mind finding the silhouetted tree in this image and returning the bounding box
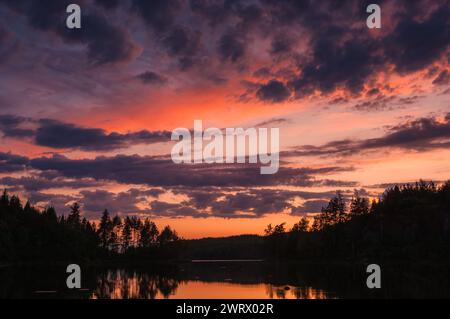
[140,219,159,248]
[158,226,179,246]
[67,202,81,226]
[98,209,112,249]
[292,217,309,232]
[109,215,122,252]
[350,190,369,216]
[122,217,132,250]
[320,191,347,227]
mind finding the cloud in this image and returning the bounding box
[289,36,381,96]
[26,191,76,216]
[0,116,172,151]
[384,4,450,74]
[256,80,291,103]
[433,70,450,86]
[1,0,448,105]
[132,0,181,32]
[287,113,450,157]
[270,34,293,55]
[180,188,337,218]
[0,115,34,138]
[0,152,29,173]
[353,95,423,111]
[218,29,246,63]
[22,184,340,219]
[254,118,290,127]
[291,199,330,215]
[162,26,202,69]
[135,71,168,85]
[1,0,140,65]
[94,0,120,10]
[28,153,356,188]
[0,173,103,192]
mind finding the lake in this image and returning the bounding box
[0,261,449,299]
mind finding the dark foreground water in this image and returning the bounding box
[1,261,449,299]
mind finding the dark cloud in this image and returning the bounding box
[287,113,450,156]
[181,188,336,218]
[65,14,140,66]
[253,67,272,78]
[235,3,263,29]
[0,23,20,64]
[384,4,450,74]
[27,153,355,188]
[35,120,171,150]
[218,29,246,62]
[291,199,330,215]
[256,80,291,103]
[0,115,34,138]
[432,70,450,86]
[257,1,449,101]
[132,0,181,32]
[0,116,171,151]
[22,185,336,219]
[270,34,293,55]
[79,189,143,216]
[136,71,168,85]
[26,191,76,216]
[353,95,396,111]
[24,187,165,219]
[289,37,381,96]
[366,88,380,97]
[1,0,448,102]
[0,175,102,192]
[150,200,207,218]
[94,0,120,10]
[162,26,202,69]
[1,0,140,65]
[352,94,423,111]
[0,152,29,173]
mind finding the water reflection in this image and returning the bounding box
[89,269,333,299]
[92,270,181,299]
[1,261,449,299]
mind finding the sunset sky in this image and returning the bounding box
[0,0,449,238]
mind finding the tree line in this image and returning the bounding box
[1,180,449,263]
[0,191,180,263]
[264,181,450,261]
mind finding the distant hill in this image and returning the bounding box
[180,235,265,260]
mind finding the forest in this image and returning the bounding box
[0,191,181,262]
[0,180,449,263]
[263,181,450,261]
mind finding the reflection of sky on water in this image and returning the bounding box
[89,269,334,299]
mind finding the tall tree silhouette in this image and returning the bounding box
[122,216,132,250]
[98,209,112,249]
[67,202,81,226]
[140,219,159,248]
[350,190,370,216]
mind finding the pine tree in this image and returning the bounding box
[122,216,132,250]
[292,217,309,232]
[139,219,159,247]
[98,209,112,249]
[67,202,81,226]
[350,190,370,216]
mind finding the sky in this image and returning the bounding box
[0,0,449,238]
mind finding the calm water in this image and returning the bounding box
[0,261,449,299]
